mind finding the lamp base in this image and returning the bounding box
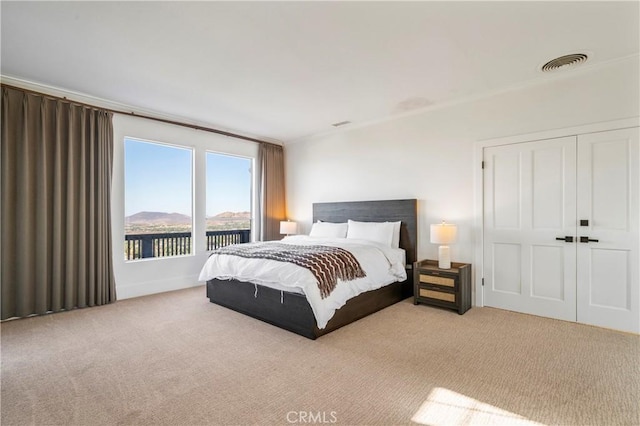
[438,245,451,269]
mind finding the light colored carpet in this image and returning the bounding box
[1,286,638,426]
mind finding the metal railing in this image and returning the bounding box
[124,229,251,260]
[206,229,251,251]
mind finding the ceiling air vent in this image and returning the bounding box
[332,120,351,127]
[541,53,589,72]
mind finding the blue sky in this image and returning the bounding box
[206,151,252,217]
[124,138,251,217]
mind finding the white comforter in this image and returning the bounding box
[198,235,407,329]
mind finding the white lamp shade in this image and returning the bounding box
[280,221,298,235]
[430,223,457,244]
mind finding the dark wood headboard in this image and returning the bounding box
[312,199,418,265]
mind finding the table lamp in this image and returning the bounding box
[280,220,298,236]
[430,221,457,269]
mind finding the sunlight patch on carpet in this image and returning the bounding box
[412,387,545,426]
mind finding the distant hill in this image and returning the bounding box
[125,211,250,225]
[206,211,250,230]
[125,211,191,226]
[210,211,250,219]
[124,211,251,233]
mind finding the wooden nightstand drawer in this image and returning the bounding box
[419,288,456,303]
[419,274,455,288]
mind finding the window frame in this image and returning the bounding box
[205,150,255,251]
[123,136,196,262]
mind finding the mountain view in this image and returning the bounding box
[125,211,251,234]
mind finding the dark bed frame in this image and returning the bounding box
[206,199,417,339]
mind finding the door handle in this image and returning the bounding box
[555,236,574,242]
[580,236,599,243]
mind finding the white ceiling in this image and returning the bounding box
[1,1,638,143]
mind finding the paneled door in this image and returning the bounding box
[483,128,639,333]
[576,128,639,333]
[483,136,578,322]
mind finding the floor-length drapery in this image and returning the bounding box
[256,143,286,241]
[1,86,116,320]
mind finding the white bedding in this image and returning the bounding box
[198,235,407,329]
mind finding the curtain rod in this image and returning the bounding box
[1,83,281,147]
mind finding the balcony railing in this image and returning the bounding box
[124,229,251,261]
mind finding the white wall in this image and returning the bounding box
[284,58,640,268]
[112,115,259,299]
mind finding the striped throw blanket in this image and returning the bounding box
[214,242,366,298]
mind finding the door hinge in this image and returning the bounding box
[481,161,485,169]
[481,278,485,286]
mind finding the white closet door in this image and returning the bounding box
[576,127,639,333]
[483,137,577,321]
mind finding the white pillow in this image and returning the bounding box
[309,221,348,238]
[346,220,395,247]
[389,221,401,249]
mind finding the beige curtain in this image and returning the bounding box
[257,143,286,241]
[1,86,116,320]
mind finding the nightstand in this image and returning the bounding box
[413,259,471,314]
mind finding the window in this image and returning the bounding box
[124,138,193,260]
[206,152,252,250]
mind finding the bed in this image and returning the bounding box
[201,199,417,339]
